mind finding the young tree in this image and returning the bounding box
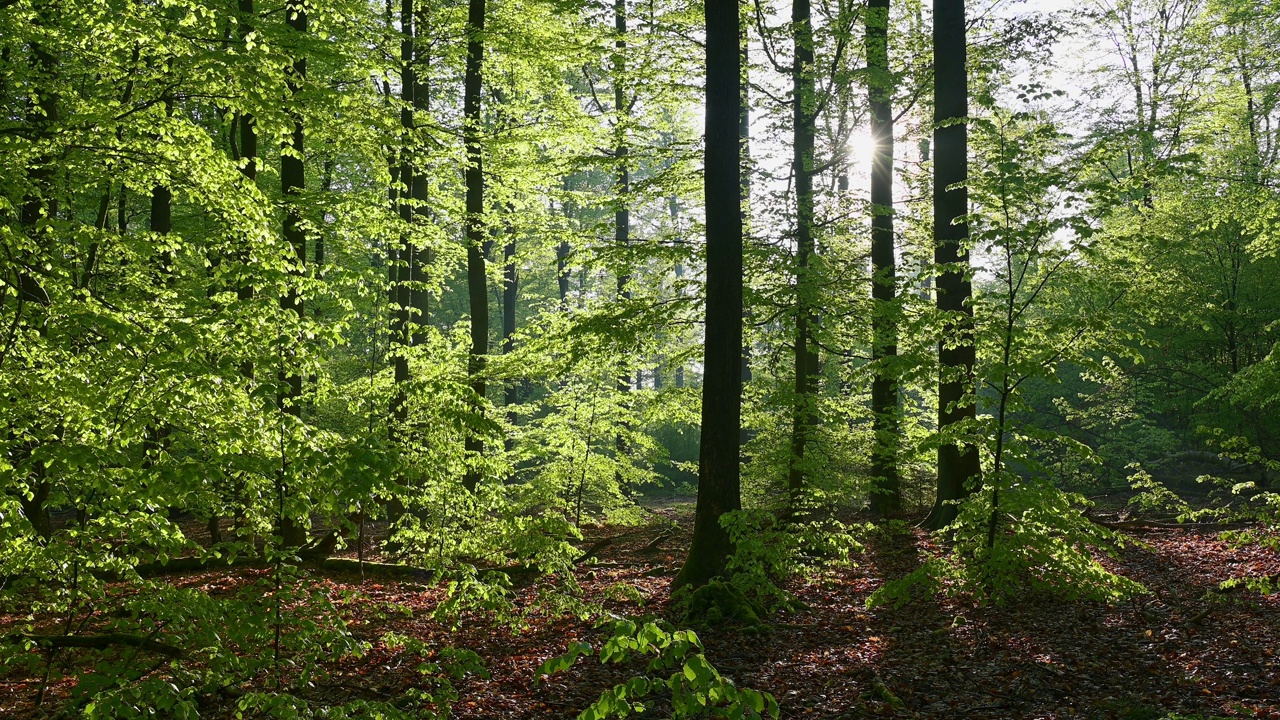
[674,0,743,590]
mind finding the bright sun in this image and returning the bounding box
[843,128,879,178]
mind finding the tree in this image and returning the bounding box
[784,0,820,516]
[674,0,743,590]
[277,0,309,548]
[867,0,901,515]
[923,0,980,529]
[464,0,489,492]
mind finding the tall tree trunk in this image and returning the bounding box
[390,0,414,434]
[867,0,900,515]
[787,0,819,513]
[237,0,257,382]
[308,158,332,418]
[924,0,980,530]
[673,0,742,591]
[462,0,488,492]
[614,0,631,479]
[739,22,755,458]
[11,25,58,541]
[410,40,431,347]
[277,0,308,548]
[503,230,517,446]
[669,194,684,388]
[151,188,172,258]
[558,178,573,308]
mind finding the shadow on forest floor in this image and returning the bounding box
[2,501,1277,719]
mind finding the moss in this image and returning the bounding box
[681,580,766,629]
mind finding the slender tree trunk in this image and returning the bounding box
[673,0,742,590]
[237,0,257,382]
[867,0,900,515]
[614,0,632,480]
[117,186,128,236]
[739,22,755,458]
[787,0,819,513]
[16,34,60,540]
[503,229,517,449]
[558,178,573,308]
[390,0,414,435]
[410,41,431,346]
[462,0,488,492]
[924,0,980,529]
[669,194,684,388]
[307,158,332,416]
[277,0,308,548]
[151,188,172,259]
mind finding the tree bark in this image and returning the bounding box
[787,0,819,513]
[614,0,632,480]
[390,0,415,435]
[237,0,257,382]
[11,634,182,659]
[558,178,573,308]
[13,30,59,541]
[410,40,431,346]
[463,0,488,492]
[673,0,742,590]
[503,229,517,445]
[867,0,900,515]
[277,0,309,548]
[739,22,756,459]
[924,0,980,530]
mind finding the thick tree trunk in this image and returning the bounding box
[924,0,980,530]
[673,0,742,590]
[867,0,900,515]
[787,0,819,513]
[462,0,488,492]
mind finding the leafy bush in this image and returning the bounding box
[870,479,1146,606]
[537,619,779,719]
[718,509,862,613]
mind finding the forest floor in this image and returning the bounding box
[3,497,1279,719]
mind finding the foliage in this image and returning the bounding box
[537,619,779,719]
[1,0,1279,712]
[870,479,1147,607]
[717,509,862,613]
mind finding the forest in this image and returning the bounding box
[2,0,1279,716]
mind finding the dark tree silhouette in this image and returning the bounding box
[463,0,488,492]
[867,0,901,515]
[924,0,980,529]
[673,0,743,590]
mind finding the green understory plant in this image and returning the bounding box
[870,478,1147,606]
[537,619,779,719]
